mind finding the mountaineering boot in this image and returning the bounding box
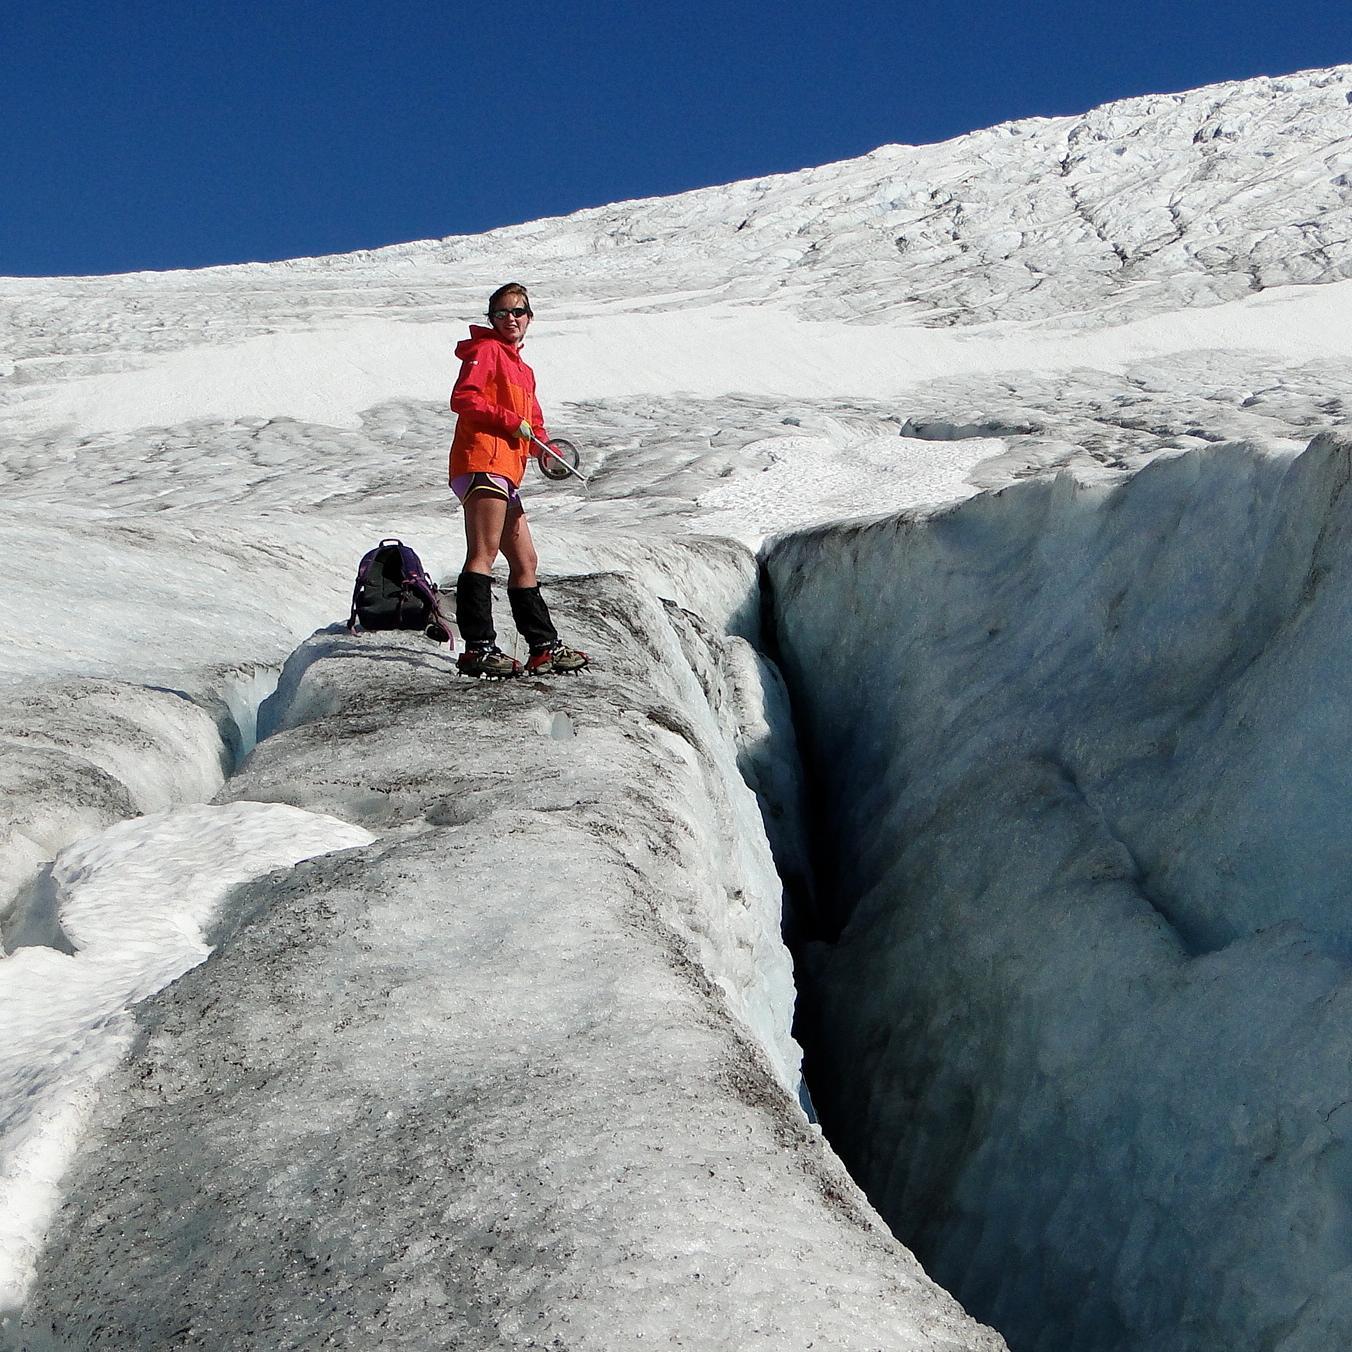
[457,644,522,679]
[525,641,589,675]
[456,570,496,647]
[507,585,558,651]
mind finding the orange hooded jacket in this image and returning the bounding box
[448,325,549,486]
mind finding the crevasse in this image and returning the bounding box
[767,432,1352,1352]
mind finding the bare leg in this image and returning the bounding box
[500,499,540,588]
[462,491,509,574]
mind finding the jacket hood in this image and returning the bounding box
[455,324,523,361]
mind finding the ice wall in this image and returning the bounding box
[767,432,1352,1352]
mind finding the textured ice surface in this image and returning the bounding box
[0,802,373,1313]
[767,432,1352,1351]
[20,568,1002,1351]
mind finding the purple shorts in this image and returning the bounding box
[451,472,522,507]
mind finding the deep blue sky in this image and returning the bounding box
[4,0,1351,277]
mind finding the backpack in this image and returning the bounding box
[347,539,453,645]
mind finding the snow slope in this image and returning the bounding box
[4,61,1352,1352]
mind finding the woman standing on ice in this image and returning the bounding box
[448,282,589,678]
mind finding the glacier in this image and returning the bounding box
[3,60,1352,1351]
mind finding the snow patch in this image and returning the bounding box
[12,282,1352,442]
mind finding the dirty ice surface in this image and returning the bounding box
[2,60,1352,1350]
[0,804,373,1310]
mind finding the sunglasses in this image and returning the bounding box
[489,306,531,320]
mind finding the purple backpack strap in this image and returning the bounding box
[402,571,456,648]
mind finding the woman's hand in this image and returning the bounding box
[517,420,534,442]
